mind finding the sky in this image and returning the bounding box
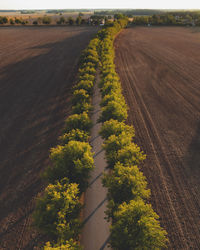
[0,0,200,10]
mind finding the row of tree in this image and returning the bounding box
[132,12,200,26]
[0,15,87,25]
[32,35,100,249]
[98,18,169,249]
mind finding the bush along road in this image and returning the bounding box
[32,36,100,249]
[32,18,168,249]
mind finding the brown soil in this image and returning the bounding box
[114,27,200,249]
[0,26,98,249]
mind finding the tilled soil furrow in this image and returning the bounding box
[115,27,200,249]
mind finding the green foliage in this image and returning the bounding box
[76,16,82,25]
[67,17,75,25]
[59,129,89,144]
[42,16,52,24]
[100,119,134,140]
[78,73,95,82]
[99,73,119,88]
[98,100,128,123]
[100,90,125,107]
[116,143,146,166]
[33,178,82,241]
[44,141,94,192]
[80,62,96,69]
[10,18,14,25]
[103,132,132,168]
[72,102,92,114]
[0,16,8,24]
[44,239,82,249]
[102,163,150,218]
[100,81,121,97]
[79,66,96,76]
[74,80,93,95]
[110,199,168,249]
[64,112,92,133]
[72,89,90,105]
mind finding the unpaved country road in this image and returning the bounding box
[115,27,200,249]
[81,75,110,250]
[0,26,98,249]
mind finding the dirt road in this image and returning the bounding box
[81,75,110,250]
[0,26,97,249]
[115,27,200,249]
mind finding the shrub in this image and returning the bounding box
[80,62,96,69]
[102,163,150,218]
[78,73,95,82]
[59,129,89,144]
[100,91,125,107]
[10,18,14,25]
[101,81,121,97]
[72,89,90,105]
[33,178,82,241]
[44,240,82,250]
[116,143,146,166]
[74,80,93,95]
[98,100,128,123]
[103,132,132,168]
[64,112,92,133]
[44,141,94,192]
[79,67,96,76]
[67,17,75,25]
[110,199,168,249]
[0,16,8,24]
[99,73,119,88]
[42,16,52,24]
[100,119,134,140]
[72,102,92,114]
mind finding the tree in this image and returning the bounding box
[15,18,21,24]
[68,17,75,25]
[10,18,14,25]
[116,143,146,166]
[74,80,93,95]
[44,239,82,249]
[110,199,168,249]
[102,163,150,218]
[64,112,92,133]
[42,16,52,24]
[103,132,132,168]
[76,16,82,25]
[44,141,94,192]
[100,119,134,140]
[72,89,90,105]
[98,99,128,123]
[33,178,82,241]
[59,129,89,144]
[0,16,8,24]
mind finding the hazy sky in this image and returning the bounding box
[1,0,200,10]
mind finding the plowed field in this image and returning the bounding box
[0,26,97,249]
[115,27,200,249]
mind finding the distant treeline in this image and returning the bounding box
[46,9,92,14]
[132,11,200,26]
[94,9,165,16]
